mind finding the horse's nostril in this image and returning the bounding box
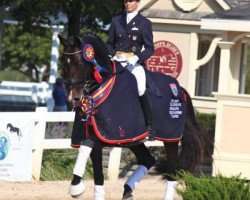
[74,97,80,101]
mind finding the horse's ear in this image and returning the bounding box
[58,34,67,47]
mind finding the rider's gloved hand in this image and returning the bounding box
[112,54,127,62]
[127,55,139,66]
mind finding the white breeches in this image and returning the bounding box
[112,55,146,96]
[128,63,146,96]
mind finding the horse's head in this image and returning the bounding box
[58,33,113,103]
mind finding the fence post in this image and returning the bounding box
[107,147,122,181]
[32,107,47,180]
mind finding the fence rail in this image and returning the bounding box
[1,107,163,181]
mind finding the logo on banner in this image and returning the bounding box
[7,123,22,140]
[0,132,10,160]
[146,40,182,78]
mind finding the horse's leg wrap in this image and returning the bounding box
[69,144,92,198]
[164,181,177,200]
[73,144,92,177]
[94,185,105,200]
[125,165,148,191]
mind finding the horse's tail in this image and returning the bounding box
[155,87,213,179]
[178,87,209,172]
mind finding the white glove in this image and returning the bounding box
[112,54,127,62]
[127,55,139,66]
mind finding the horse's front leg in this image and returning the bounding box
[90,143,105,200]
[69,107,94,198]
[122,143,155,200]
[69,139,93,198]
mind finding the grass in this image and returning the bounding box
[41,149,93,181]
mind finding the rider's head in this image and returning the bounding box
[124,0,140,13]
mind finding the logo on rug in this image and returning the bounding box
[170,83,178,97]
[118,126,125,137]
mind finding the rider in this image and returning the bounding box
[106,0,156,199]
[106,0,156,141]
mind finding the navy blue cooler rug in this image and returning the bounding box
[71,65,186,147]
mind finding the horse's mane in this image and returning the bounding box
[80,33,112,72]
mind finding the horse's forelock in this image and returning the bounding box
[67,35,81,49]
[81,34,112,72]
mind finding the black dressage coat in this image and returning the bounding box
[106,12,154,63]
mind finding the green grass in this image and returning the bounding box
[0,69,29,81]
[176,171,250,200]
[41,149,93,181]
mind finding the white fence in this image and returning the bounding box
[0,81,50,105]
[1,107,163,181]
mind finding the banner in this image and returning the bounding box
[0,116,34,181]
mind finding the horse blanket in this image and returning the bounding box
[71,64,186,147]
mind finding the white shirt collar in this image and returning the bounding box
[126,10,138,24]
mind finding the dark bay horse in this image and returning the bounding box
[58,33,210,200]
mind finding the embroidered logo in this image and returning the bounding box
[170,83,178,97]
[131,27,138,31]
[118,126,125,137]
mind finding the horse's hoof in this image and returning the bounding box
[122,194,134,200]
[69,181,86,198]
[122,197,134,200]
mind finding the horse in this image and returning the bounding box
[58,33,210,200]
[7,123,22,140]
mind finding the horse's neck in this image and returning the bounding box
[104,60,113,73]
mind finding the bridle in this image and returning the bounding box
[61,35,115,114]
[62,50,82,55]
[62,47,88,85]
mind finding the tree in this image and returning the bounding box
[2,24,51,82]
[1,0,123,36]
[0,1,122,81]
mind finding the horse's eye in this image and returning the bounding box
[67,58,71,64]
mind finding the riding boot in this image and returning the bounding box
[139,93,156,141]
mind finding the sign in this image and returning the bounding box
[0,117,34,181]
[146,40,183,78]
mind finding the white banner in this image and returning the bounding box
[0,116,34,181]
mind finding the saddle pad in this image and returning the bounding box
[92,68,148,144]
[148,72,186,142]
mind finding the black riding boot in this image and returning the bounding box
[139,93,156,141]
